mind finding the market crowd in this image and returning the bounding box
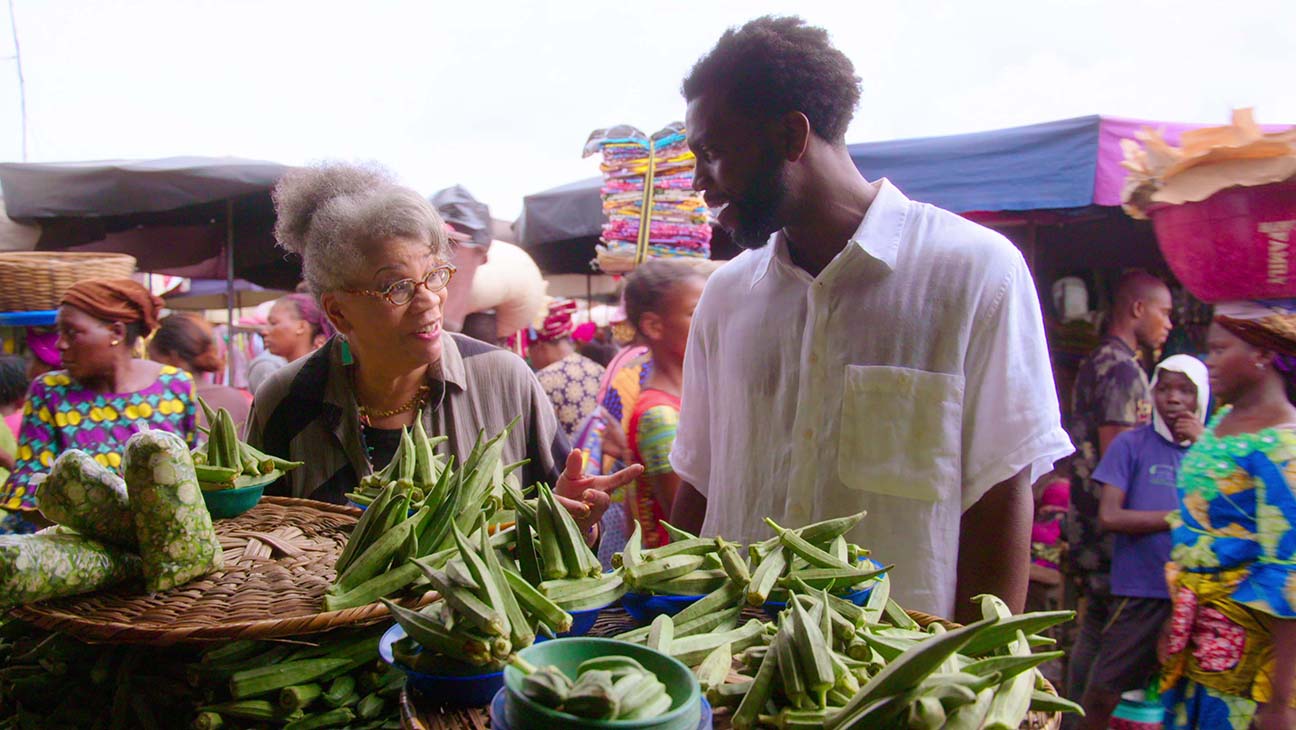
[0,15,1291,730]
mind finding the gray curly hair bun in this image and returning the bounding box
[272,162,450,295]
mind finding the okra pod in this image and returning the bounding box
[731,638,779,730]
[416,567,507,636]
[283,707,356,730]
[501,567,573,633]
[626,554,705,589]
[479,523,534,650]
[747,545,787,606]
[278,683,323,711]
[642,537,718,562]
[333,505,430,593]
[648,569,729,596]
[323,561,422,612]
[823,616,998,730]
[671,579,745,626]
[767,518,856,570]
[659,521,699,542]
[647,614,674,654]
[694,641,732,691]
[228,659,352,700]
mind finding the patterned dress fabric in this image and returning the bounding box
[536,352,605,439]
[0,367,196,514]
[628,389,681,549]
[1161,410,1296,728]
[1067,335,1152,593]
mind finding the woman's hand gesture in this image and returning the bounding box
[554,450,643,542]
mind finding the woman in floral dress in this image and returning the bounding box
[1162,301,1296,730]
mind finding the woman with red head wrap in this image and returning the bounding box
[0,279,197,534]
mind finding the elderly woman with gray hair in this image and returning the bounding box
[247,163,640,540]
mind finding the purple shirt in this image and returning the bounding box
[1091,424,1184,599]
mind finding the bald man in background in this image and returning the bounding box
[1063,271,1173,721]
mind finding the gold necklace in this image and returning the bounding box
[357,384,430,427]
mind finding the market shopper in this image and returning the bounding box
[247,162,641,539]
[1075,355,1208,729]
[264,293,333,363]
[623,260,706,548]
[1065,271,1172,712]
[530,299,605,439]
[148,313,253,433]
[668,16,1073,622]
[1160,303,1296,730]
[0,278,197,532]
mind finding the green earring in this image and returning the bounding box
[340,338,354,366]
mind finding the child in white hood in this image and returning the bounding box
[1077,354,1209,729]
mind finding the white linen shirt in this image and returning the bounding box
[669,179,1074,617]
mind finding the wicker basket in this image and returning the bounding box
[11,497,436,645]
[0,251,137,312]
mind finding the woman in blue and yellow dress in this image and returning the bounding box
[1162,301,1296,730]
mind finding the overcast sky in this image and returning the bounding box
[2,0,1293,219]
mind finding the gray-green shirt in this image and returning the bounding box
[247,334,567,503]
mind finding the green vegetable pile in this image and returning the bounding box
[607,514,1083,730]
[505,481,626,611]
[510,654,674,721]
[380,521,567,674]
[613,512,887,600]
[322,420,524,612]
[192,400,302,491]
[0,619,402,730]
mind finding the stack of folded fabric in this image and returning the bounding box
[583,122,712,273]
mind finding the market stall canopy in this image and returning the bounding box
[515,114,1294,273]
[163,278,289,311]
[0,157,301,289]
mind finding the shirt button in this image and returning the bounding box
[808,353,818,365]
[803,429,813,440]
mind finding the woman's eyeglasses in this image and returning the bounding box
[345,264,457,306]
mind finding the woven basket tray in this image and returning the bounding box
[11,497,434,645]
[0,252,138,312]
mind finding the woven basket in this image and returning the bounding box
[11,497,436,645]
[0,251,137,312]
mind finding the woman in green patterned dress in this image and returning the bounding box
[1162,301,1296,730]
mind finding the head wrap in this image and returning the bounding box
[279,293,335,340]
[1213,300,1296,357]
[1151,355,1210,446]
[533,300,578,344]
[25,328,60,367]
[60,278,163,335]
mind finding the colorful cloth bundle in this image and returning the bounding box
[583,123,712,274]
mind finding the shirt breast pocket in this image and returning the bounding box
[837,365,965,503]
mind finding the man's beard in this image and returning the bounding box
[722,157,789,250]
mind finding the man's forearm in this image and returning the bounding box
[670,481,707,535]
[1099,508,1172,535]
[955,468,1032,625]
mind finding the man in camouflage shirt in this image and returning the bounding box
[1064,271,1172,716]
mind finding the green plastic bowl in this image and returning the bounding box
[201,471,277,519]
[503,637,701,730]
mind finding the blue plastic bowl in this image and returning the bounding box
[761,557,887,620]
[379,624,504,707]
[621,591,705,623]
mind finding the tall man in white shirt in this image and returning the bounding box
[668,16,1074,623]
